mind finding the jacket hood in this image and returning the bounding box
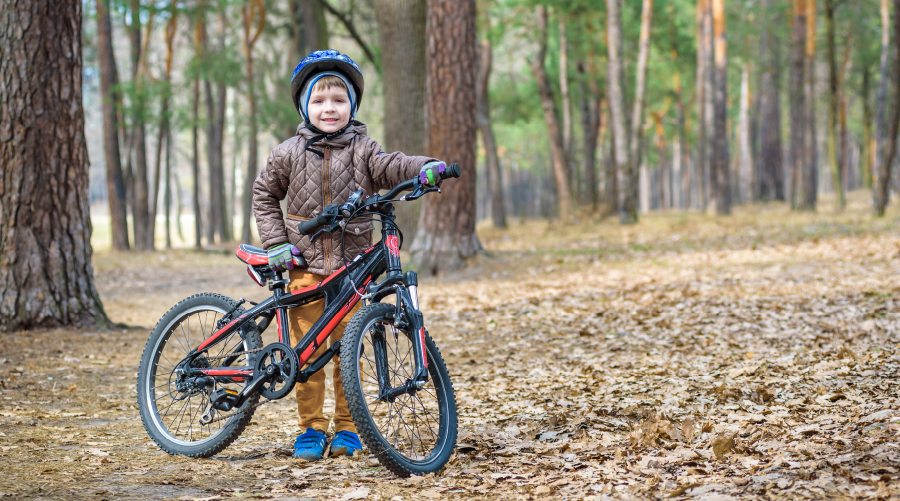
[296,121,368,149]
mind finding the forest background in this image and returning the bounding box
[82,0,900,257]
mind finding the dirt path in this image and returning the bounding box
[2,199,899,500]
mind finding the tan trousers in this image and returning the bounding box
[287,269,361,434]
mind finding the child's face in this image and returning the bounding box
[308,85,352,133]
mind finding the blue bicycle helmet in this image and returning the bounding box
[291,50,364,121]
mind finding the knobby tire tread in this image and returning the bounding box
[340,302,458,477]
[137,293,262,458]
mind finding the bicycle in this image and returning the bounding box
[136,164,462,477]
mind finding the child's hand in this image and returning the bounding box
[419,161,446,186]
[267,243,301,272]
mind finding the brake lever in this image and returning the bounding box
[309,220,343,244]
[402,181,441,202]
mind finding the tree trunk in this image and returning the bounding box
[874,0,894,214]
[824,0,843,209]
[606,0,629,222]
[200,10,227,244]
[577,61,602,213]
[674,73,689,209]
[96,0,130,251]
[192,78,202,248]
[875,0,900,215]
[409,0,480,274]
[241,0,264,244]
[302,0,329,53]
[129,0,152,250]
[150,11,176,246]
[476,38,507,229]
[375,0,427,241]
[625,0,653,223]
[529,5,572,221]
[559,17,574,190]
[165,119,173,249]
[738,65,752,204]
[862,66,873,189]
[759,5,785,201]
[803,0,818,210]
[696,0,709,210]
[0,0,109,330]
[702,0,715,209]
[790,0,809,210]
[711,0,730,214]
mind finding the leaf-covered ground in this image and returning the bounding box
[1,193,899,500]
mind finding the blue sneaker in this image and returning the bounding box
[330,430,362,457]
[293,428,326,460]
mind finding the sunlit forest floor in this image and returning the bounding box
[2,189,899,500]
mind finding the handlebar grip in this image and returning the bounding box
[441,163,461,180]
[298,214,329,235]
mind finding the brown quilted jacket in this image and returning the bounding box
[253,122,436,275]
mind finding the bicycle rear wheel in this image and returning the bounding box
[137,293,261,457]
[341,302,458,477]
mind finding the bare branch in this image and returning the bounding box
[316,0,381,74]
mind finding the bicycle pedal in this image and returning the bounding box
[211,388,240,412]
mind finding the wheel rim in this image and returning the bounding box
[145,305,252,447]
[355,317,449,463]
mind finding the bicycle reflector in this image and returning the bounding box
[247,265,265,287]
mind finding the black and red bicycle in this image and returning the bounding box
[136,164,461,477]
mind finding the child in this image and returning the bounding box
[252,50,445,461]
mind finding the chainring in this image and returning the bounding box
[254,342,300,400]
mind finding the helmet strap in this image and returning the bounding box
[304,120,361,158]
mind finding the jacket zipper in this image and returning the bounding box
[324,146,331,274]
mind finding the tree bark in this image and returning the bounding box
[528,5,572,221]
[129,0,152,250]
[150,10,176,246]
[559,17,574,190]
[874,0,894,214]
[96,0,130,250]
[476,39,507,229]
[759,4,785,201]
[241,0,264,244]
[0,0,109,330]
[875,0,900,215]
[862,65,873,189]
[738,65,752,204]
[410,0,481,275]
[702,0,715,209]
[803,0,818,210]
[790,0,809,210]
[375,0,427,240]
[577,61,602,213]
[711,0,730,214]
[606,0,629,222]
[696,0,710,210]
[824,0,843,210]
[625,0,653,223]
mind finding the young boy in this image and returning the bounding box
[252,50,445,461]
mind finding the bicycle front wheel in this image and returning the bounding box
[341,302,458,477]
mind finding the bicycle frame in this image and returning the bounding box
[178,207,429,408]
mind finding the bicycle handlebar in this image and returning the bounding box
[297,163,462,237]
[298,214,331,235]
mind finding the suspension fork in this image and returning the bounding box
[373,275,430,402]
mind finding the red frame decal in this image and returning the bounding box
[197,314,247,351]
[386,235,400,257]
[419,328,428,368]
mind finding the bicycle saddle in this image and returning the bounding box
[235,244,308,268]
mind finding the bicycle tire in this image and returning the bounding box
[137,293,262,457]
[340,302,458,477]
